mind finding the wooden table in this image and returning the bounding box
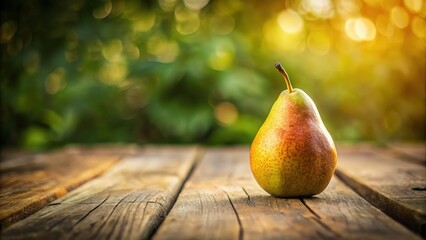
[0,143,425,239]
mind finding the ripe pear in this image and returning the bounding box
[250,62,337,197]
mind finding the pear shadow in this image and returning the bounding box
[268,195,321,200]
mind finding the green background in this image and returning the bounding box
[1,0,425,150]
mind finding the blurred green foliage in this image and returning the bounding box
[1,0,425,149]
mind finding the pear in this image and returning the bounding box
[250,62,337,197]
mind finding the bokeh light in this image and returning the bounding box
[45,68,66,95]
[411,16,426,38]
[0,0,424,149]
[345,17,377,41]
[391,6,409,29]
[92,1,112,19]
[215,102,238,126]
[299,0,334,19]
[183,0,209,11]
[404,0,423,12]
[277,9,305,34]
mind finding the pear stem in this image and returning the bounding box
[274,62,293,93]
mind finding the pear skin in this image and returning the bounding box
[250,63,337,197]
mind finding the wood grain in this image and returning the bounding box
[336,146,426,237]
[0,149,121,229]
[1,146,200,240]
[154,147,418,239]
[388,143,426,166]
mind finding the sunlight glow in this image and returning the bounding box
[404,0,423,12]
[264,19,305,53]
[345,17,376,41]
[336,0,362,16]
[277,9,304,34]
[307,31,331,55]
[391,7,410,29]
[299,0,334,19]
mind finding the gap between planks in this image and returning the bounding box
[1,146,204,240]
[153,147,419,240]
[2,144,424,239]
[0,145,137,229]
[146,146,206,239]
[335,145,426,237]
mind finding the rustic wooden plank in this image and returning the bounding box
[336,142,426,166]
[0,147,124,229]
[303,177,420,239]
[154,147,418,239]
[388,143,426,166]
[61,144,141,156]
[0,149,34,161]
[1,146,200,240]
[335,146,426,237]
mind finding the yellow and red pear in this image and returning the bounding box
[250,62,337,197]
